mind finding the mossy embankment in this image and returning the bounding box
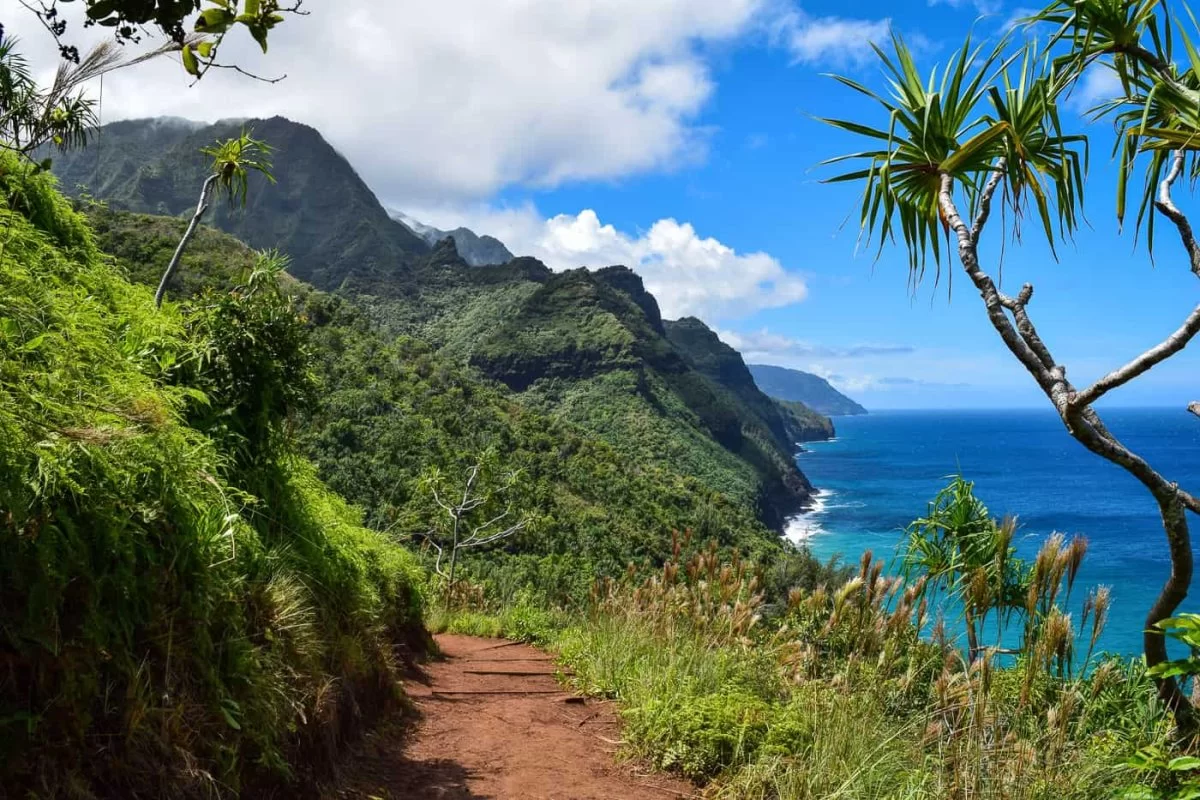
[0,158,427,797]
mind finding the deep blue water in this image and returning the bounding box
[787,408,1200,657]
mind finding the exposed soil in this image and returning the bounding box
[328,634,696,800]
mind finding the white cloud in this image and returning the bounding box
[1,1,896,206]
[1068,64,1122,112]
[769,9,892,66]
[928,0,1003,14]
[713,326,994,397]
[409,203,808,320]
[716,327,914,359]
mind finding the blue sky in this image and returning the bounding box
[4,0,1197,410]
[475,1,1199,410]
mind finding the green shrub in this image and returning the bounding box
[0,159,427,796]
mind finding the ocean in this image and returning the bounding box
[786,408,1200,658]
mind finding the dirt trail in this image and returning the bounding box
[330,634,695,799]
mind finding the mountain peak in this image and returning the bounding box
[46,116,429,290]
[390,210,515,267]
[592,265,664,334]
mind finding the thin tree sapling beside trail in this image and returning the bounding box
[416,455,529,593]
[824,0,1200,728]
[155,131,274,308]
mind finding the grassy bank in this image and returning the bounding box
[432,535,1179,800]
[0,158,427,796]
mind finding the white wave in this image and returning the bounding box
[785,489,833,544]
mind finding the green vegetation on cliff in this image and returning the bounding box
[748,363,868,416]
[0,161,424,796]
[53,118,817,531]
[774,397,836,442]
[85,205,793,598]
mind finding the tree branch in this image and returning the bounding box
[461,520,527,550]
[155,172,218,308]
[971,163,1006,245]
[937,172,1068,407]
[1072,303,1200,407]
[1070,150,1200,407]
[998,284,1060,373]
[1152,150,1200,278]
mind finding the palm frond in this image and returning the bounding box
[823,32,1086,282]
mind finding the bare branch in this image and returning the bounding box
[461,521,527,550]
[937,172,1067,406]
[429,485,455,516]
[1153,150,1200,278]
[1072,304,1200,407]
[1068,151,1200,407]
[465,509,511,542]
[196,62,287,85]
[414,532,447,578]
[998,284,1059,373]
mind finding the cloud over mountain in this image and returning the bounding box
[414,204,808,320]
[2,0,893,206]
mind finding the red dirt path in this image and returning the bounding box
[328,634,696,799]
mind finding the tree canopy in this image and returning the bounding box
[17,0,302,79]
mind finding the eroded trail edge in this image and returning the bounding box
[330,634,694,799]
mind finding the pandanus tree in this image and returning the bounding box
[899,476,1030,662]
[154,131,274,308]
[824,0,1200,728]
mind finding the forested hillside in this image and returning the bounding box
[0,159,425,796]
[87,205,791,590]
[52,116,826,531]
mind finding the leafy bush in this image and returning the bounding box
[0,157,426,796]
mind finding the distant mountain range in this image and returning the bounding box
[390,210,514,266]
[748,364,868,416]
[46,115,864,529]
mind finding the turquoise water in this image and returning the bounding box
[787,408,1200,657]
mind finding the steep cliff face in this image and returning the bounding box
[461,269,814,527]
[748,363,868,416]
[665,317,795,449]
[48,117,429,289]
[50,115,819,531]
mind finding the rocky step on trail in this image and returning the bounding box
[329,634,695,799]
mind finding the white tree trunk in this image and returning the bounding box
[155,173,219,309]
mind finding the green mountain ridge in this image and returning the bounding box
[85,204,791,579]
[49,115,824,530]
[47,116,430,289]
[748,363,868,416]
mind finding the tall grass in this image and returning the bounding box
[550,541,1170,798]
[0,156,427,797]
[440,520,1176,799]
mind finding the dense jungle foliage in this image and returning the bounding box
[86,204,815,603]
[0,158,426,797]
[51,117,827,531]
